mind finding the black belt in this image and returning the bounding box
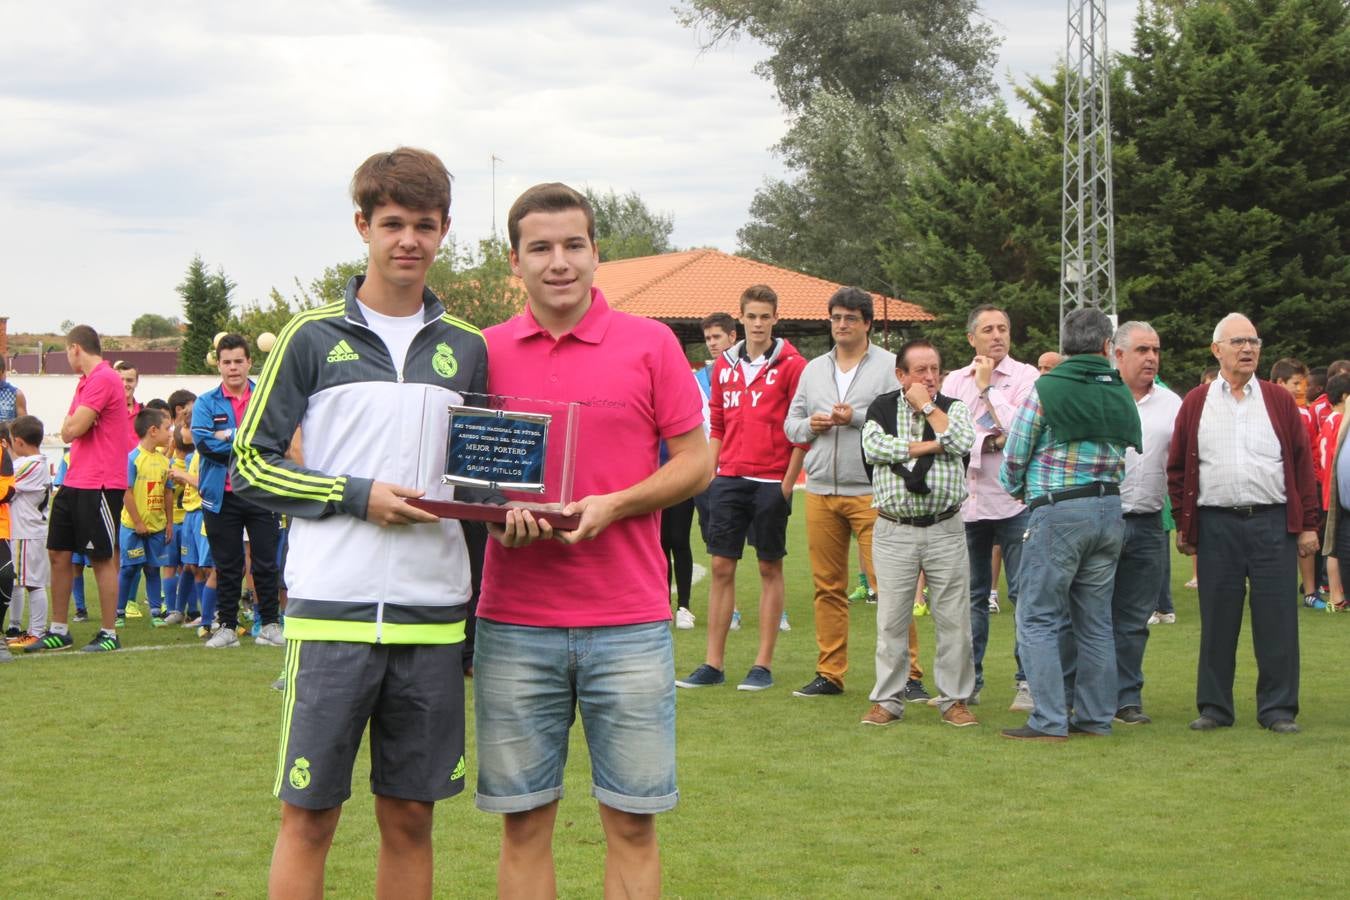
[1026,482,1120,511]
[1122,510,1161,520]
[1201,503,1282,518]
[877,505,961,528]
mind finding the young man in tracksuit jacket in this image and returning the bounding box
[679,283,807,692]
[192,334,282,647]
[783,286,926,699]
[233,148,488,898]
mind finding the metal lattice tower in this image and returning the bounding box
[1060,0,1117,344]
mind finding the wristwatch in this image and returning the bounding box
[920,401,936,416]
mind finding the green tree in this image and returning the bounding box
[228,289,311,362]
[880,93,1064,367]
[1115,0,1350,378]
[680,0,999,288]
[130,313,181,339]
[427,237,526,329]
[678,0,997,114]
[291,238,525,336]
[583,188,675,261]
[177,256,234,374]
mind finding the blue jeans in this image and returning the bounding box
[1156,532,1175,614]
[1111,513,1167,709]
[473,619,678,815]
[1015,495,1124,735]
[966,510,1029,691]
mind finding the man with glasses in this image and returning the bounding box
[1167,313,1318,734]
[784,287,927,700]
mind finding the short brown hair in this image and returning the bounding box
[9,415,43,447]
[66,325,100,355]
[350,147,452,225]
[507,183,595,251]
[701,312,736,335]
[1270,358,1308,383]
[739,284,778,314]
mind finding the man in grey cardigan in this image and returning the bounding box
[785,287,925,699]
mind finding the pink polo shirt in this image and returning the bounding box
[479,289,704,628]
[941,354,1039,522]
[223,382,251,493]
[65,361,133,490]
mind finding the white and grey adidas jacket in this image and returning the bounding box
[232,277,487,644]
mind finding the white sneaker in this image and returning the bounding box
[675,607,696,630]
[729,610,742,631]
[1156,612,1176,624]
[988,591,1001,614]
[1147,611,1162,626]
[163,611,185,625]
[204,627,240,649]
[255,622,285,647]
[779,612,791,632]
[1009,680,1034,712]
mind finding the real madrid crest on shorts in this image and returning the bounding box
[433,342,458,379]
[289,756,312,790]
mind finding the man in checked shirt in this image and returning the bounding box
[999,309,1141,742]
[858,339,979,728]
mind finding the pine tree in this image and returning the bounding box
[177,255,233,374]
[1117,0,1350,378]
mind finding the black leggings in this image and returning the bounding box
[661,497,695,609]
[0,540,12,626]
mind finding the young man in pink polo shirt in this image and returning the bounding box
[475,183,709,896]
[29,325,133,653]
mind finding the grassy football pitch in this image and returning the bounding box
[8,513,1350,897]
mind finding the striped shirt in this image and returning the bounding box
[862,397,975,517]
[1197,378,1285,506]
[999,386,1128,502]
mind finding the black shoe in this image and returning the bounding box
[903,679,931,703]
[1189,715,1225,731]
[1068,723,1107,737]
[73,611,89,623]
[25,631,74,653]
[81,631,122,653]
[792,675,843,697]
[1000,725,1067,743]
[4,627,21,640]
[1266,719,1300,734]
[1113,706,1152,725]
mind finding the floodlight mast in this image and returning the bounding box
[1060,0,1118,348]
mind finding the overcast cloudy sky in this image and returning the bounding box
[1,0,1137,334]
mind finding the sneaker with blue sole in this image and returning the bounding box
[676,664,726,688]
[738,665,774,691]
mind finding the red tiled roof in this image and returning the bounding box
[592,249,932,323]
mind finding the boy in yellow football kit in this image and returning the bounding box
[116,408,174,628]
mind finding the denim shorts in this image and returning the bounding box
[473,618,678,815]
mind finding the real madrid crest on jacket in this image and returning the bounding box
[231,275,488,644]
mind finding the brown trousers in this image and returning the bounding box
[806,492,922,687]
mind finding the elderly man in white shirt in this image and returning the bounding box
[1105,322,1181,725]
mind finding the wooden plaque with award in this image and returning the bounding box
[407,393,582,531]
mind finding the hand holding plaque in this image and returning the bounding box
[407,394,582,531]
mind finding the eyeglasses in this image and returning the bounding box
[1222,337,1263,349]
[829,314,864,325]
